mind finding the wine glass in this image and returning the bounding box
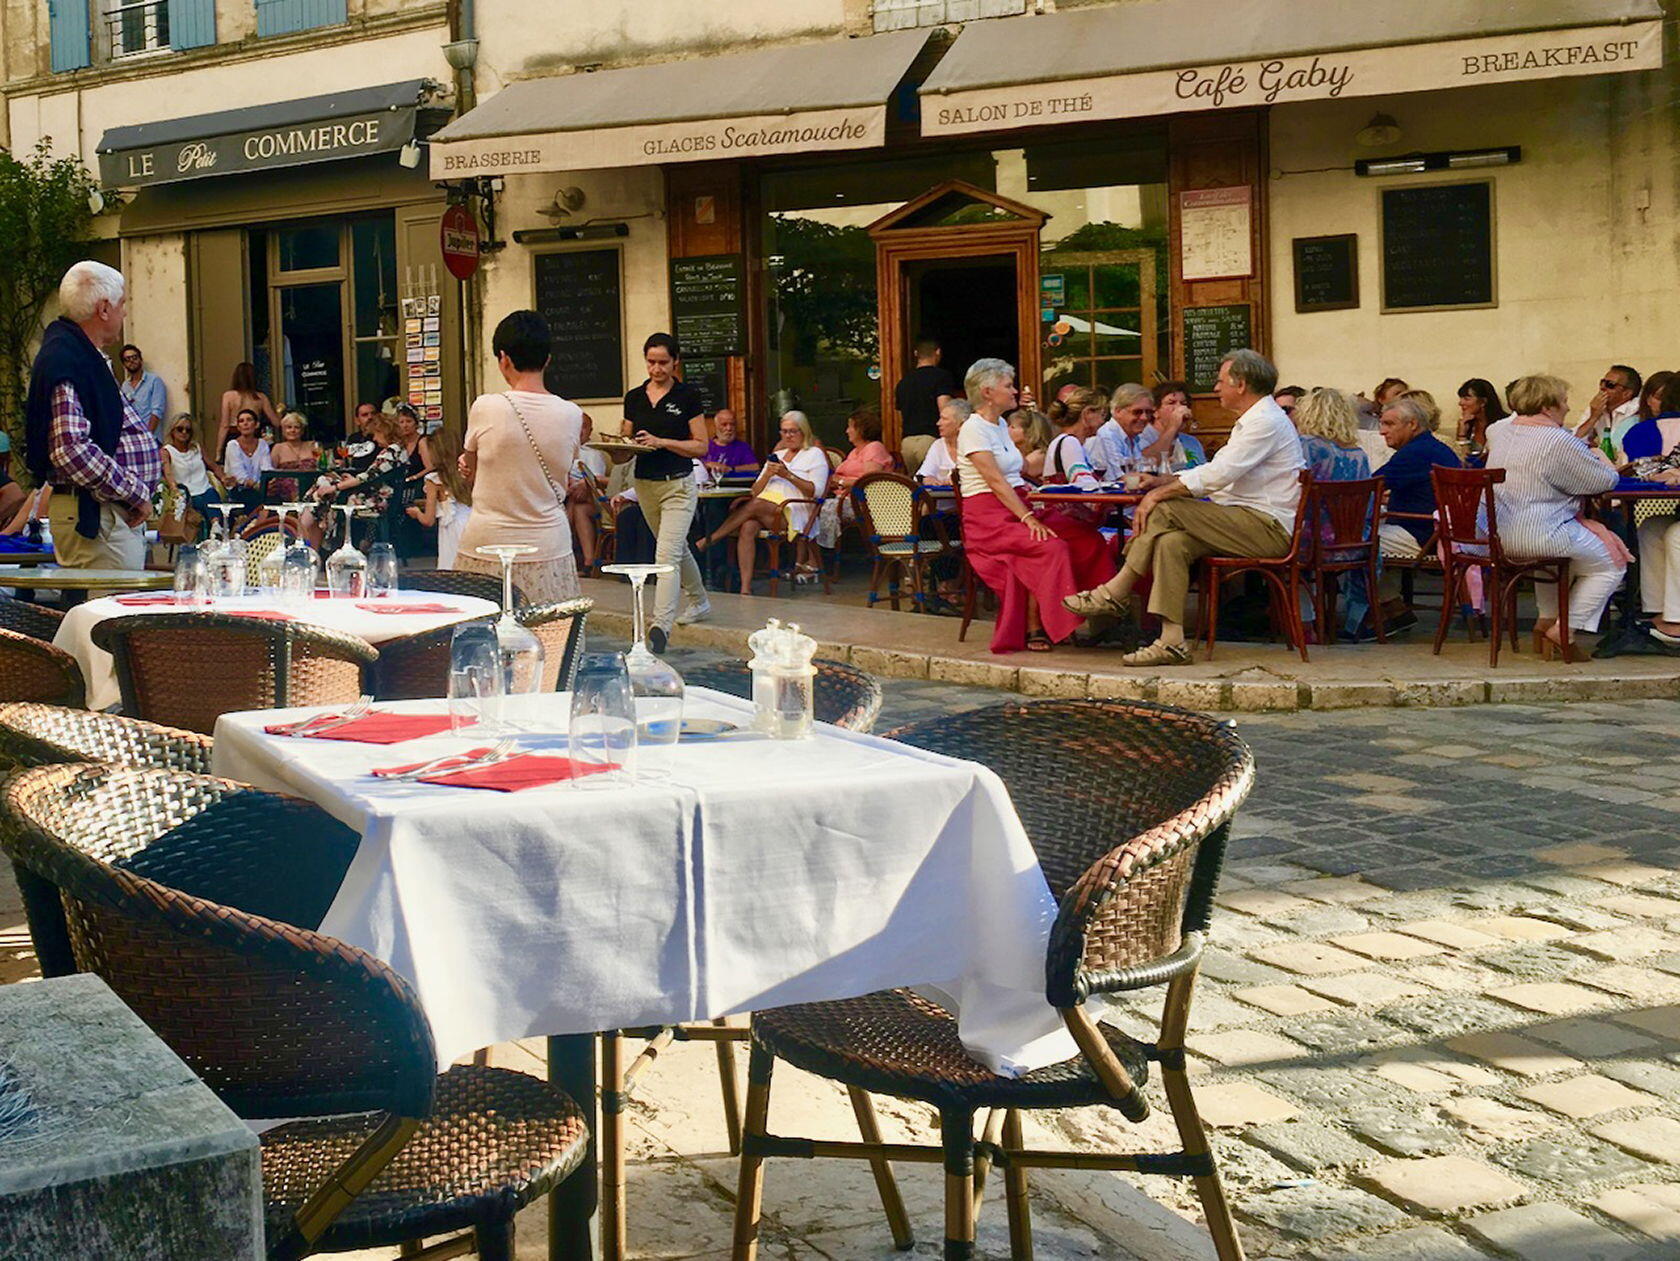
[327,505,367,597]
[474,545,545,715]
[367,541,400,598]
[600,562,684,747]
[277,503,318,607]
[568,651,636,787]
[449,623,505,734]
[173,544,209,607]
[207,503,247,598]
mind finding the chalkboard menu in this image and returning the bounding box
[1183,304,1253,391]
[682,357,727,415]
[534,248,624,402]
[1293,234,1359,313]
[1381,181,1495,312]
[670,254,745,356]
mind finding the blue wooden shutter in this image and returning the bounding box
[255,0,347,37]
[167,0,216,48]
[47,0,90,72]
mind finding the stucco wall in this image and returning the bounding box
[119,233,191,421]
[1268,64,1678,409]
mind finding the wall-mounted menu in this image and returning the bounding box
[1293,234,1359,313]
[535,248,624,402]
[1381,181,1494,312]
[682,357,727,416]
[1183,304,1253,392]
[670,254,744,357]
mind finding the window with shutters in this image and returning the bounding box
[254,0,348,38]
[871,0,1025,33]
[103,0,169,57]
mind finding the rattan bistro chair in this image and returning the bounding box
[370,617,494,701]
[852,472,953,612]
[519,597,593,692]
[1,763,589,1261]
[0,593,65,642]
[732,699,1256,1261]
[93,613,377,734]
[404,568,528,608]
[679,658,883,733]
[0,625,86,707]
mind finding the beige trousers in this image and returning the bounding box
[899,434,936,474]
[1103,497,1290,625]
[634,475,705,632]
[50,495,146,570]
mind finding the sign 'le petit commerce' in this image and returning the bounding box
[922,21,1663,135]
[99,108,419,189]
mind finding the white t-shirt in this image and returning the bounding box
[956,415,1023,496]
[916,439,957,485]
[458,389,582,562]
[763,445,830,533]
[163,444,212,495]
[1044,432,1097,487]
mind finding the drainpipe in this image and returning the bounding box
[443,0,482,407]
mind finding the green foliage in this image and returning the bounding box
[767,215,877,362]
[0,140,100,464]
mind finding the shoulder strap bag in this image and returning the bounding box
[503,392,572,515]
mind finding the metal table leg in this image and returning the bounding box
[548,1033,598,1260]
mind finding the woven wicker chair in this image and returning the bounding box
[519,597,593,692]
[0,625,86,707]
[1,762,589,1261]
[369,616,495,701]
[732,699,1256,1261]
[0,593,65,642]
[852,472,952,612]
[679,658,883,733]
[92,613,377,734]
[403,568,528,608]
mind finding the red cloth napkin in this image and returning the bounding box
[264,711,465,742]
[354,602,462,614]
[113,595,180,606]
[415,752,617,791]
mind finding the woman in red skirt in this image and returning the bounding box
[957,358,1111,652]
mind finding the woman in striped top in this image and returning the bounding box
[1483,374,1624,662]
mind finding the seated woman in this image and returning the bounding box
[1008,408,1052,484]
[406,425,472,569]
[306,411,407,551]
[221,407,272,516]
[1044,387,1105,486]
[1454,378,1508,462]
[565,414,611,573]
[698,410,829,593]
[812,406,894,567]
[270,411,321,469]
[957,358,1109,653]
[1485,374,1624,661]
[916,399,968,486]
[160,412,219,539]
[1621,372,1680,463]
[1293,387,1374,639]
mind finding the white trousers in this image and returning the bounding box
[1638,514,1680,621]
[1526,524,1624,632]
[1377,523,1424,559]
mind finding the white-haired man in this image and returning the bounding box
[24,261,160,569]
[1063,348,1305,666]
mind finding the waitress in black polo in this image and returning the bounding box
[622,332,711,652]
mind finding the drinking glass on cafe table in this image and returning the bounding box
[448,623,505,735]
[568,651,636,787]
[366,541,400,598]
[173,544,209,607]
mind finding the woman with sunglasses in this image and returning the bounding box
[161,412,219,539]
[698,410,829,594]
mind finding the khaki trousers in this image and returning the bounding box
[1105,498,1290,625]
[899,434,935,474]
[633,475,705,632]
[50,495,146,570]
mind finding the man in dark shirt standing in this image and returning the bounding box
[894,336,957,474]
[621,332,710,651]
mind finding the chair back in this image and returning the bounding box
[1432,465,1506,564]
[1,763,433,1121]
[91,613,377,734]
[852,473,923,555]
[0,701,213,774]
[0,594,65,642]
[517,597,593,692]
[402,568,526,608]
[1300,475,1384,568]
[0,625,86,707]
[681,658,883,732]
[886,699,1253,1007]
[366,616,491,701]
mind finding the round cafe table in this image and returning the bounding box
[54,589,498,710]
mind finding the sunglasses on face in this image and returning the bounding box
[1602,378,1628,392]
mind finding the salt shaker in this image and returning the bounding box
[746,618,817,738]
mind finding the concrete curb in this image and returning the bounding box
[587,610,1680,711]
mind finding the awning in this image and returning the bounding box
[428,30,931,179]
[98,80,444,188]
[921,0,1664,137]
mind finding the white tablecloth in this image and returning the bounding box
[212,691,1075,1076]
[57,591,499,710]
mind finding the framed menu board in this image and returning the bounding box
[682,357,728,415]
[670,254,745,356]
[535,248,624,402]
[1293,234,1359,313]
[1183,304,1253,392]
[1380,180,1495,313]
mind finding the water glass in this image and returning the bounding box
[173,545,209,606]
[568,652,636,787]
[280,547,318,608]
[367,542,400,598]
[448,624,504,733]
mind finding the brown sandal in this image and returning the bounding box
[1026,630,1052,652]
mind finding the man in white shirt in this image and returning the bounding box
[1574,364,1640,447]
[1063,348,1304,666]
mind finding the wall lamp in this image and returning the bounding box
[1355,147,1521,177]
[512,222,630,244]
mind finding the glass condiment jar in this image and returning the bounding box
[746,618,817,739]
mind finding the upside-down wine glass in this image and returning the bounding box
[207,502,247,598]
[474,545,545,722]
[327,505,367,597]
[600,562,684,747]
[277,503,318,607]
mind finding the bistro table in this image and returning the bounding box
[56,589,498,709]
[1593,480,1680,659]
[213,688,1080,1259]
[0,567,173,609]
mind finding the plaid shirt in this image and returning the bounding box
[49,382,163,514]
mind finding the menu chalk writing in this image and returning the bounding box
[1381,181,1494,311]
[1293,234,1359,312]
[670,254,745,356]
[535,249,624,402]
[1183,304,1253,392]
[682,357,728,415]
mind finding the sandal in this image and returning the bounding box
[1120,641,1194,668]
[1026,630,1052,652]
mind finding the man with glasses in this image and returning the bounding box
[117,343,167,440]
[1092,383,1157,478]
[1575,364,1641,448]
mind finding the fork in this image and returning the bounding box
[381,738,519,782]
[273,696,372,737]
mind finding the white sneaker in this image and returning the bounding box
[675,597,712,625]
